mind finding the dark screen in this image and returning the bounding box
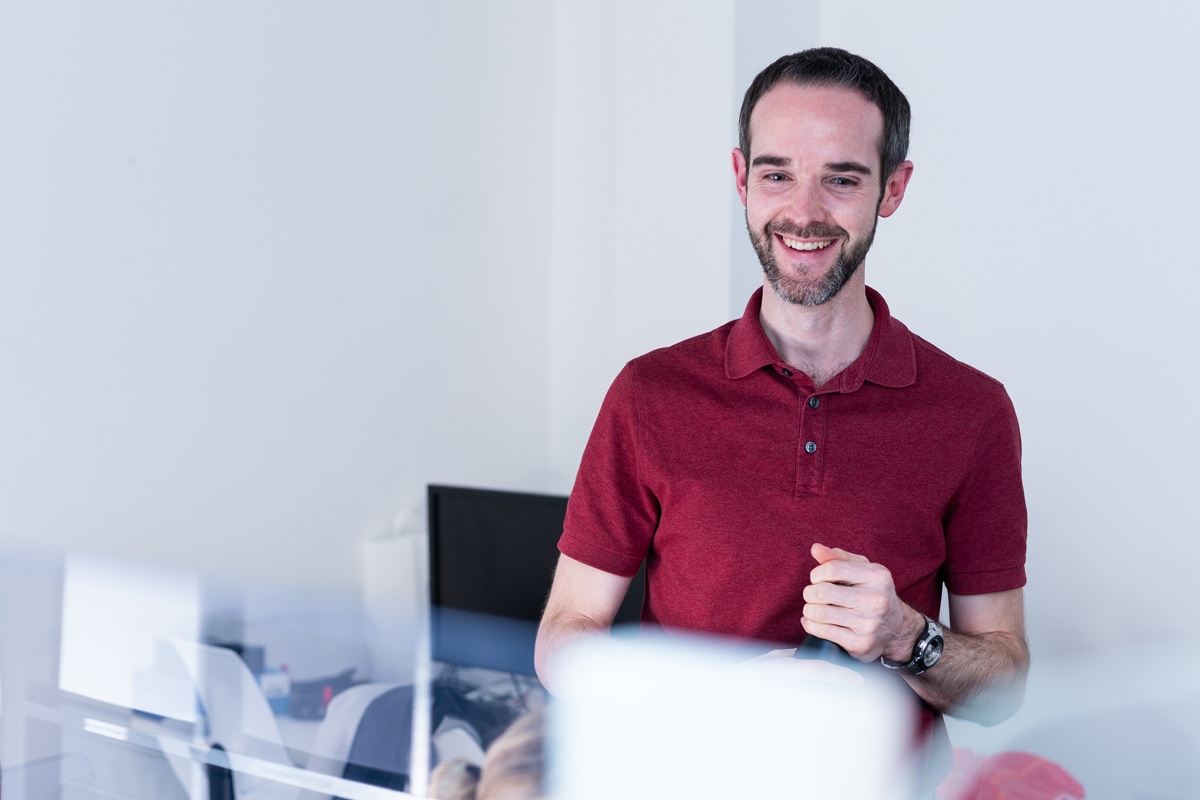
[427,485,644,673]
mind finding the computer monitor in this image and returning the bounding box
[426,484,644,675]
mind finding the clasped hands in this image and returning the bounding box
[743,543,924,686]
[801,542,924,665]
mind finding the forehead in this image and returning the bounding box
[748,83,884,168]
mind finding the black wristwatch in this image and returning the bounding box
[880,615,944,675]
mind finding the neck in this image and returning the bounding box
[758,273,874,387]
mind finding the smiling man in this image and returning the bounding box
[536,48,1029,791]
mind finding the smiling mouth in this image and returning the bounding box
[780,235,835,252]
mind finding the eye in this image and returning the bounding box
[829,176,859,187]
[764,172,790,182]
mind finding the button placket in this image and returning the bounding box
[796,391,826,492]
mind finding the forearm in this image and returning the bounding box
[903,622,1029,725]
[534,611,610,693]
[803,546,1029,724]
[534,555,631,694]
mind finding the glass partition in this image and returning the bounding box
[0,542,434,799]
[5,538,1199,800]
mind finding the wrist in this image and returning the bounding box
[884,607,927,663]
[881,612,945,676]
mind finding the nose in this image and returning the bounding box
[784,179,829,228]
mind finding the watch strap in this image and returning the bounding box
[880,615,943,675]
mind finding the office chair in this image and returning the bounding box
[163,639,300,800]
[162,640,424,800]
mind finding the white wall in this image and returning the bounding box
[0,1,561,589]
[2,1,1197,659]
[548,1,739,477]
[0,1,744,591]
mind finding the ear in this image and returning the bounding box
[732,148,749,207]
[878,160,914,218]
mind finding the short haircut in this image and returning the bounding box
[738,47,911,182]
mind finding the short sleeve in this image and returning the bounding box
[942,390,1028,595]
[558,363,659,578]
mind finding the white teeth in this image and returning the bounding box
[782,237,832,251]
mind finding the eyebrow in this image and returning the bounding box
[750,155,791,168]
[749,155,874,176]
[827,161,873,176]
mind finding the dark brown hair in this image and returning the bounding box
[738,47,911,181]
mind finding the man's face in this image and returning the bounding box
[733,83,910,307]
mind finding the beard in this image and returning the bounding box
[748,216,877,307]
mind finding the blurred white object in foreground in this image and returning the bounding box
[550,633,917,800]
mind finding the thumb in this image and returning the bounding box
[811,542,868,564]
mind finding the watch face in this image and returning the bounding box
[923,637,944,667]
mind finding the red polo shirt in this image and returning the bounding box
[560,287,1026,646]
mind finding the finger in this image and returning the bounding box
[811,542,869,564]
[800,614,847,643]
[802,600,843,628]
[810,557,882,588]
[802,617,873,661]
[803,581,864,609]
[802,597,871,631]
[803,601,886,647]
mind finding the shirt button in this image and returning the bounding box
[808,396,820,409]
[782,368,793,377]
[805,441,817,454]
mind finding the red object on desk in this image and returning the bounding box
[937,747,1086,799]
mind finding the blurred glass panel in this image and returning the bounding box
[1,544,426,799]
[60,553,201,721]
[551,632,917,799]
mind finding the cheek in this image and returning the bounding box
[747,210,778,239]
[745,195,784,227]
[830,201,878,235]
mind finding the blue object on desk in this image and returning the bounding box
[258,668,291,715]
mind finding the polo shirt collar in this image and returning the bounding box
[725,286,916,390]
